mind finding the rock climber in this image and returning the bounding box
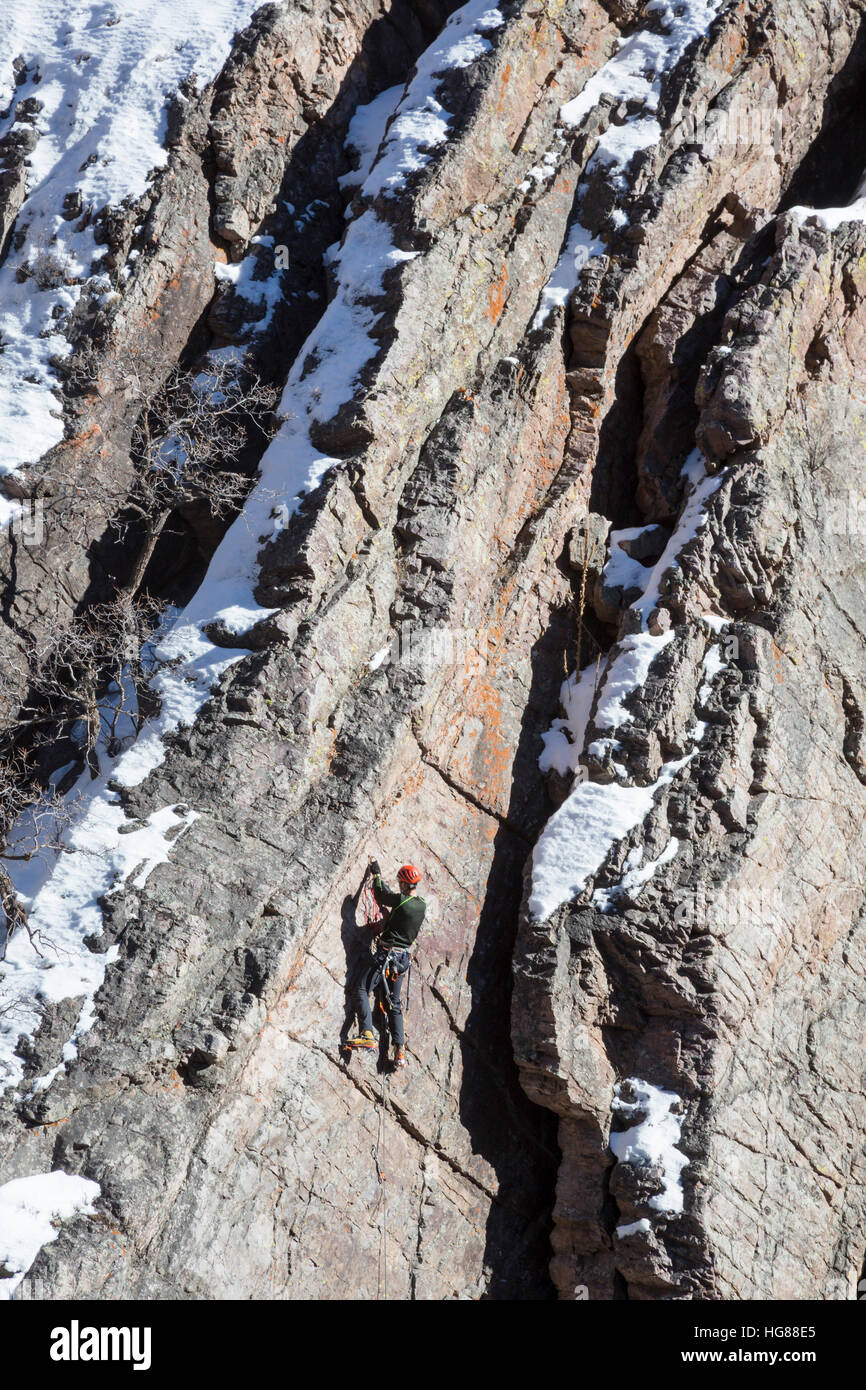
[346,859,425,1069]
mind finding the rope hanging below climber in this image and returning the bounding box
[341,857,427,1297]
[372,1069,389,1300]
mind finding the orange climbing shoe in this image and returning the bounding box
[393,1047,407,1069]
[346,1031,376,1050]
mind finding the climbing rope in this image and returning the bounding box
[362,876,383,934]
[372,1070,389,1300]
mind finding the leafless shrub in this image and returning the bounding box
[0,596,165,958]
[0,749,65,960]
[0,988,35,1021]
[65,346,279,598]
[20,597,164,765]
[19,232,76,290]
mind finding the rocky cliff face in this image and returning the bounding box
[1,0,865,1301]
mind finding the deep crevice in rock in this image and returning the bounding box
[779,14,866,212]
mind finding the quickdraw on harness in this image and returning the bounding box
[375,944,411,1021]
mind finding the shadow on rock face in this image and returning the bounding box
[339,885,368,1051]
[456,612,573,1299]
[338,886,393,1068]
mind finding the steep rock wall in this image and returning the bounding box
[0,0,865,1301]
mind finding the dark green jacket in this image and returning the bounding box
[372,875,426,950]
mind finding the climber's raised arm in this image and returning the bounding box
[368,858,402,909]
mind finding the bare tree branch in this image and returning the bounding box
[62,346,279,598]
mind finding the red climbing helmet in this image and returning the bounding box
[397,864,421,885]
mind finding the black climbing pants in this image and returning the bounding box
[356,948,410,1048]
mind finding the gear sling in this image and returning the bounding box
[355,938,411,1048]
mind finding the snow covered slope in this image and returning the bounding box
[0,0,267,473]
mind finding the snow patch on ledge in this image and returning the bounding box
[559,0,723,136]
[630,451,724,626]
[603,527,657,592]
[593,836,680,912]
[701,611,731,633]
[616,1217,652,1238]
[528,755,691,921]
[698,642,728,704]
[1,800,199,1093]
[788,197,866,233]
[0,1170,100,1299]
[339,85,406,192]
[213,237,284,335]
[532,0,723,328]
[362,2,503,199]
[593,630,676,729]
[538,661,601,777]
[610,1079,688,1216]
[532,221,603,329]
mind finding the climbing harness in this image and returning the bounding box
[373,891,417,1008]
[376,945,407,1008]
[374,945,411,1057]
[372,1069,389,1300]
